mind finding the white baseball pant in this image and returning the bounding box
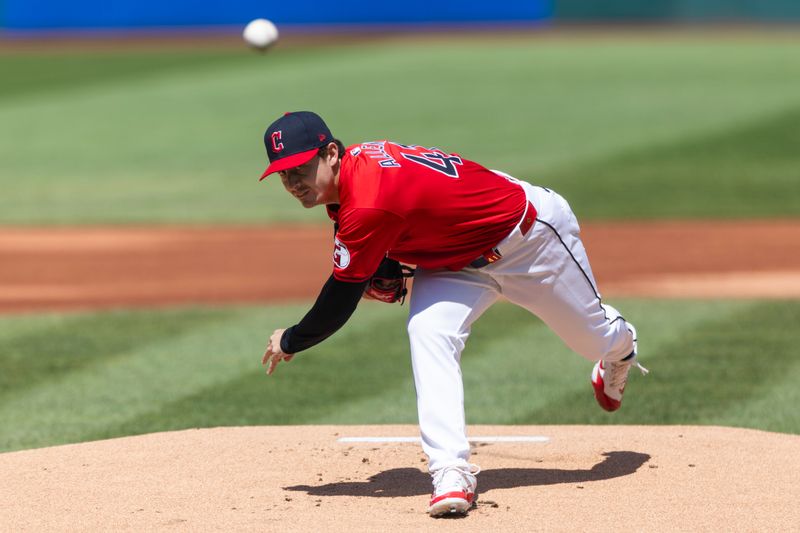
[407,179,635,472]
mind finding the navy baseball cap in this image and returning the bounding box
[260,111,333,180]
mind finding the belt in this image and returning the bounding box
[469,201,536,269]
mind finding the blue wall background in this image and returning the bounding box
[1,0,552,30]
[3,0,796,31]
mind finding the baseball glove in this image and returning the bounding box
[363,257,414,304]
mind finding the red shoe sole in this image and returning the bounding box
[592,365,622,412]
[429,491,474,517]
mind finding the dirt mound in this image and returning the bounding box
[1,425,797,531]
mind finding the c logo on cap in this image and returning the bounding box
[271,131,284,152]
[333,238,350,269]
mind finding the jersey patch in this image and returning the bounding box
[333,237,351,269]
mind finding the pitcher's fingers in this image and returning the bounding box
[267,354,280,375]
[285,355,294,362]
[261,349,271,366]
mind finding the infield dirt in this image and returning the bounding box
[1,219,799,314]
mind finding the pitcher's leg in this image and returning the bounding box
[512,241,634,363]
[407,268,499,472]
[500,188,635,362]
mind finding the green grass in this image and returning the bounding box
[1,298,799,452]
[1,33,798,455]
[550,106,800,219]
[1,35,799,224]
[0,50,250,101]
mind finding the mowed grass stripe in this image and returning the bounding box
[83,304,415,442]
[659,300,800,433]
[4,299,799,452]
[715,360,800,434]
[0,51,249,101]
[0,46,372,224]
[0,306,300,452]
[549,107,800,219]
[1,37,799,223]
[0,309,229,395]
[518,300,800,431]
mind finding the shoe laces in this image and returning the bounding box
[432,464,481,493]
[605,358,649,391]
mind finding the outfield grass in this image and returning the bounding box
[1,298,798,452]
[1,34,799,224]
[1,32,798,455]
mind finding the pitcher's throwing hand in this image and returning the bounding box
[262,328,293,375]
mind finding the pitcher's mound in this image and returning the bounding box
[2,425,798,531]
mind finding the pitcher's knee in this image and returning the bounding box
[570,336,614,361]
[407,314,466,353]
[570,324,634,362]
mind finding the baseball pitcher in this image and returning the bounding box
[258,111,647,517]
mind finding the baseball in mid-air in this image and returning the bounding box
[243,18,279,51]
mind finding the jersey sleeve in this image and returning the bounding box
[333,208,406,282]
[279,274,368,354]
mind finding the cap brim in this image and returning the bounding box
[259,148,318,181]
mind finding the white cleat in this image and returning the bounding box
[591,324,648,412]
[428,464,480,517]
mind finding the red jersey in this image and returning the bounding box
[327,141,529,282]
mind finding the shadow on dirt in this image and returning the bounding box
[285,450,650,497]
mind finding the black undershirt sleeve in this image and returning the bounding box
[279,274,368,354]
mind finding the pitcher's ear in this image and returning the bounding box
[326,141,339,162]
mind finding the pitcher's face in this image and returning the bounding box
[278,144,340,207]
